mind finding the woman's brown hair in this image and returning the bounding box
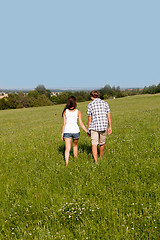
[62,96,77,117]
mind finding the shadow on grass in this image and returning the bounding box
[58,142,91,155]
[58,144,65,155]
[58,142,94,165]
[78,142,91,155]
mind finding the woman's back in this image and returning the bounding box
[64,109,80,133]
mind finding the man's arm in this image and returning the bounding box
[107,112,112,135]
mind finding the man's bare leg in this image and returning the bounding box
[100,144,105,157]
[92,145,98,163]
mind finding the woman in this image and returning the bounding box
[61,96,88,166]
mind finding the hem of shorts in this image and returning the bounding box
[99,143,105,146]
[63,132,80,139]
[90,129,107,132]
[91,142,105,146]
[63,137,80,140]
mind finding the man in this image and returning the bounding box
[87,90,112,163]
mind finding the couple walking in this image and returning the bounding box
[61,90,112,166]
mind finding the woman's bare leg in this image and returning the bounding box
[64,138,72,166]
[73,139,78,158]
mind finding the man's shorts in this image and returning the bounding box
[63,132,80,140]
[91,130,107,145]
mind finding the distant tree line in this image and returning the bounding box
[141,83,160,94]
[100,85,141,99]
[100,82,160,98]
[0,85,91,110]
[0,85,52,110]
[0,83,160,110]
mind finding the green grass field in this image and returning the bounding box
[0,94,160,239]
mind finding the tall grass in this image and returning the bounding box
[0,94,160,239]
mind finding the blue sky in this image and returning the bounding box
[0,0,160,90]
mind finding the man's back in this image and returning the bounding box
[87,98,110,132]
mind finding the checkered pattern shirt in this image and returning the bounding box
[87,98,110,132]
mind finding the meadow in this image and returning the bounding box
[0,94,159,240]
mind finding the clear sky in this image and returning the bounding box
[0,0,160,90]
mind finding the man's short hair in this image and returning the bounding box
[90,90,100,98]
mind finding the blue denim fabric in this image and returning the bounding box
[63,132,80,139]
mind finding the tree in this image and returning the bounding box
[142,84,159,94]
[35,85,51,98]
[56,92,70,104]
[7,93,18,109]
[100,84,114,98]
[27,90,39,99]
[36,95,53,106]
[35,85,47,95]
[50,95,58,104]
[0,98,9,110]
[156,83,160,93]
[17,92,29,108]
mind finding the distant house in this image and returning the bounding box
[51,92,61,96]
[0,92,8,99]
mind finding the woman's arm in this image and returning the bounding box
[78,111,88,133]
[88,116,92,129]
[61,111,66,140]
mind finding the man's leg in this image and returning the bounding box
[91,130,99,163]
[99,131,107,158]
[92,145,98,163]
[100,144,105,157]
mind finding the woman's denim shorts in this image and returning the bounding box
[63,132,80,140]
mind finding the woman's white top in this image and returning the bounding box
[64,109,80,133]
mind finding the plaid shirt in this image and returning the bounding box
[87,98,110,132]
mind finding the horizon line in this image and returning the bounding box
[0,86,144,91]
